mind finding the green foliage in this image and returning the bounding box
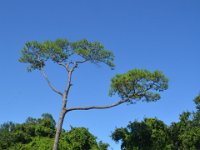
[169,110,200,150]
[0,114,108,150]
[59,127,99,150]
[112,118,170,150]
[19,39,115,71]
[8,137,54,150]
[144,118,171,150]
[0,122,16,149]
[98,141,109,150]
[72,39,115,69]
[194,93,200,110]
[179,128,200,150]
[112,93,200,150]
[109,69,168,102]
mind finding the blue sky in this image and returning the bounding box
[0,0,200,149]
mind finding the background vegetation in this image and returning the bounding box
[112,94,200,150]
[1,94,200,150]
[0,113,108,150]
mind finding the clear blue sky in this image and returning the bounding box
[0,0,200,149]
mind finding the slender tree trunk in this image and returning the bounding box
[53,69,73,150]
[53,92,68,150]
[53,107,67,150]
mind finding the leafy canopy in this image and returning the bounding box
[112,93,200,150]
[19,39,115,71]
[109,69,168,102]
[0,114,109,150]
[112,118,170,150]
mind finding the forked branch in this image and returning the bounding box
[41,68,63,96]
[58,62,70,72]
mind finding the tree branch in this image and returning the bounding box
[66,98,130,112]
[58,62,70,72]
[40,68,63,96]
[70,62,78,72]
[76,59,88,64]
[62,62,76,107]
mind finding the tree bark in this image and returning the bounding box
[66,98,130,112]
[53,66,74,150]
[53,103,67,150]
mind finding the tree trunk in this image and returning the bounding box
[53,70,73,150]
[53,108,67,150]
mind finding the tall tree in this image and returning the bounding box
[19,39,168,150]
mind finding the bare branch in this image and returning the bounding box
[40,68,63,96]
[62,63,75,105]
[58,62,70,72]
[58,62,66,68]
[66,98,130,112]
[76,59,88,64]
[70,61,78,72]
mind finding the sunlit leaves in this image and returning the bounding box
[109,69,168,102]
[72,39,115,69]
[0,114,108,150]
[61,127,99,150]
[19,39,115,71]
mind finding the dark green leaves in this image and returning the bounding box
[61,127,99,150]
[112,93,200,150]
[109,69,168,102]
[19,39,115,71]
[194,93,200,110]
[112,118,171,150]
[0,114,108,150]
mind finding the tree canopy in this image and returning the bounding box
[109,69,168,102]
[19,39,115,72]
[0,114,108,150]
[112,94,200,150]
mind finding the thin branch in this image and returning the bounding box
[40,68,63,96]
[58,62,66,68]
[70,61,78,72]
[66,98,130,112]
[76,59,88,64]
[62,62,75,106]
[58,62,70,72]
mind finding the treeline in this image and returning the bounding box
[112,94,200,150]
[1,94,200,150]
[0,113,108,150]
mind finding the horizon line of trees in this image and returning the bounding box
[1,94,200,150]
[112,93,200,150]
[0,113,108,150]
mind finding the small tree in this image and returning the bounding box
[112,118,171,150]
[19,39,168,150]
